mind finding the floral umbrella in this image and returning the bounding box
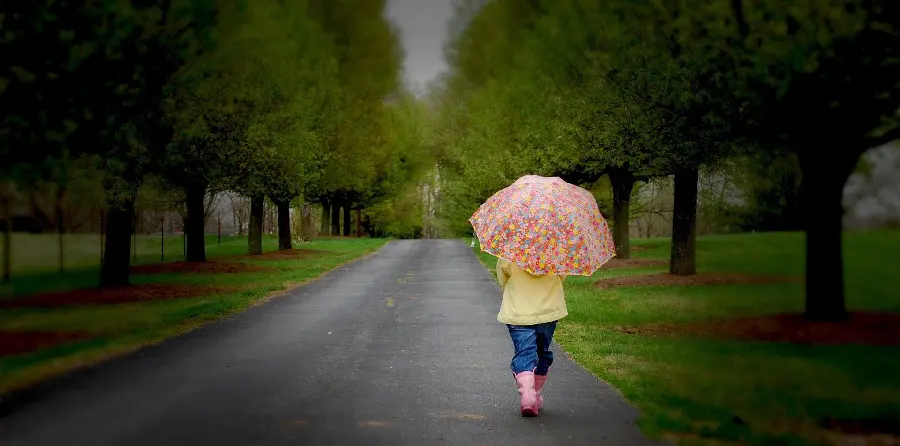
[469,175,616,276]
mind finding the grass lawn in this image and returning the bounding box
[0,235,387,395]
[1,233,271,297]
[474,230,900,446]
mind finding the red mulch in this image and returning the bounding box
[595,272,802,288]
[0,284,236,308]
[615,312,900,346]
[601,258,668,269]
[820,416,900,436]
[132,261,272,275]
[236,248,325,261]
[0,330,92,357]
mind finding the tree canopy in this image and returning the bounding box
[1,0,420,284]
[433,0,899,320]
[4,0,896,320]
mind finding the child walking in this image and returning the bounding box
[470,176,615,416]
[496,257,567,417]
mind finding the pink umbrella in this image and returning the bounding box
[469,175,616,276]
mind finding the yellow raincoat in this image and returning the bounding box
[495,258,567,325]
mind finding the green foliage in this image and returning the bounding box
[166,0,337,200]
[433,0,737,236]
[0,0,209,187]
[436,5,896,217]
[724,151,803,232]
[3,0,412,210]
[364,93,431,205]
[436,0,898,314]
[366,186,424,239]
[304,0,404,202]
[3,0,416,287]
[663,0,900,157]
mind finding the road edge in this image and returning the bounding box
[0,240,393,417]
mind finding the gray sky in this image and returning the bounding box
[386,0,456,95]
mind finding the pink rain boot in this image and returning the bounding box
[534,374,547,410]
[514,371,538,417]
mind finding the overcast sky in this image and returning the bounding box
[385,0,456,95]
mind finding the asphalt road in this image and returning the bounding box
[0,240,659,446]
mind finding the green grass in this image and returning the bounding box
[1,234,280,297]
[475,230,900,446]
[0,236,388,395]
[2,233,251,273]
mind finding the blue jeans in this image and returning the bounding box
[507,321,558,375]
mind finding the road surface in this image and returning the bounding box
[0,240,659,446]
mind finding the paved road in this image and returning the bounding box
[0,240,658,446]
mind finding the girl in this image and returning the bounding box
[496,256,567,417]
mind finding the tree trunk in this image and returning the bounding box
[330,199,341,236]
[99,195,136,287]
[782,168,802,230]
[100,210,105,264]
[276,199,292,250]
[300,204,315,241]
[799,153,856,321]
[270,204,277,235]
[184,183,207,262]
[248,195,264,255]
[356,208,362,237]
[56,186,67,272]
[670,167,699,275]
[320,201,330,235]
[609,169,636,259]
[343,203,351,236]
[1,193,10,287]
[262,201,269,234]
[229,196,238,235]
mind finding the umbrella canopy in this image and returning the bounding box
[469,175,615,276]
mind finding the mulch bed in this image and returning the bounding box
[820,417,900,436]
[615,312,900,346]
[0,330,92,357]
[600,258,668,269]
[132,261,272,275]
[595,272,802,288]
[236,248,325,261]
[0,284,236,308]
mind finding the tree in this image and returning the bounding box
[436,0,666,256]
[435,0,755,278]
[670,0,900,319]
[593,0,745,274]
[518,1,663,258]
[1,1,106,285]
[361,92,434,236]
[169,0,340,256]
[257,3,338,249]
[432,1,555,236]
[1,0,217,285]
[305,0,403,234]
[724,151,803,232]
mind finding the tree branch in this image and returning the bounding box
[730,0,750,39]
